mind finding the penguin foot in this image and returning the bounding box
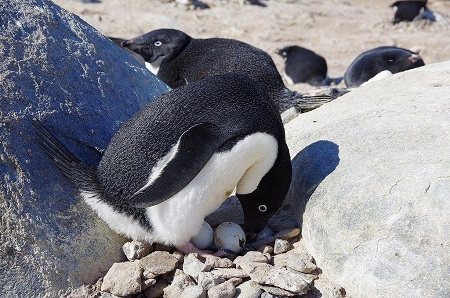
[176,242,214,256]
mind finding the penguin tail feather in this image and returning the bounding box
[32,119,101,194]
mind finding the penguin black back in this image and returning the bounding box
[391,0,428,24]
[277,45,328,86]
[344,46,425,88]
[35,73,292,249]
[122,28,335,116]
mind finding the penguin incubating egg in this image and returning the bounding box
[277,45,332,86]
[344,46,424,88]
[34,73,292,254]
[390,0,428,24]
[121,28,333,118]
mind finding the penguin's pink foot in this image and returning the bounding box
[176,242,214,256]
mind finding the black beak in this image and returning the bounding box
[121,40,131,48]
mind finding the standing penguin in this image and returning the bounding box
[390,0,428,24]
[277,45,339,86]
[34,73,292,254]
[343,46,424,88]
[120,28,333,119]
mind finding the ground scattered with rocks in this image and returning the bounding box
[72,228,345,298]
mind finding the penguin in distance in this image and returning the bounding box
[276,45,342,86]
[344,46,424,88]
[390,0,428,24]
[120,28,333,119]
[34,73,292,254]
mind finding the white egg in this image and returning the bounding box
[214,222,246,253]
[190,221,214,249]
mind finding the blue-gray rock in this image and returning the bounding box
[285,61,450,297]
[0,0,170,297]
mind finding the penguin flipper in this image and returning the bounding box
[129,122,225,208]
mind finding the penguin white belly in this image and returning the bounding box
[146,132,278,246]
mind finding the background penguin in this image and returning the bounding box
[120,28,334,121]
[276,45,342,86]
[34,73,292,255]
[343,46,425,88]
[390,0,428,24]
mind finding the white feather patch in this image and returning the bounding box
[145,56,165,75]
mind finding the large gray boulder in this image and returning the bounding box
[0,0,169,297]
[286,61,450,297]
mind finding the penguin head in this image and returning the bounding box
[121,28,191,64]
[369,46,424,74]
[276,46,292,60]
[237,189,286,241]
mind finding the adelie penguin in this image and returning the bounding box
[390,0,428,24]
[34,73,292,255]
[276,45,342,86]
[120,28,334,122]
[344,46,425,88]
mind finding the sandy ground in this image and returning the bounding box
[51,0,450,93]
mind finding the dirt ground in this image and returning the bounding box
[52,0,450,93]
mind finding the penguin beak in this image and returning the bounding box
[408,53,422,63]
[121,40,132,48]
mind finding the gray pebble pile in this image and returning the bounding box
[99,228,321,297]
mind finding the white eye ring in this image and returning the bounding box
[258,205,267,212]
[154,41,162,46]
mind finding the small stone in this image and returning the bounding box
[235,280,263,298]
[122,240,153,261]
[142,278,157,290]
[210,268,248,279]
[99,292,121,298]
[183,253,212,281]
[259,285,297,297]
[163,270,196,298]
[257,245,273,255]
[260,292,275,298]
[204,255,234,268]
[139,251,179,278]
[273,239,292,254]
[207,280,236,298]
[198,272,226,291]
[227,277,243,287]
[234,251,269,265]
[274,228,301,240]
[100,262,142,296]
[238,262,271,276]
[144,279,168,298]
[172,250,185,265]
[180,285,207,298]
[249,266,310,295]
[273,249,317,273]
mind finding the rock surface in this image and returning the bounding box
[285,61,450,297]
[0,0,169,296]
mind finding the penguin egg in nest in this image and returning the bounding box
[190,221,214,249]
[214,222,246,253]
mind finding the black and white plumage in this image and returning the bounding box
[34,73,292,253]
[391,0,428,24]
[120,28,333,119]
[344,46,425,88]
[277,45,339,86]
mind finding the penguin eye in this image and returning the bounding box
[258,205,268,213]
[153,40,162,47]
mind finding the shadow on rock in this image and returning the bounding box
[287,140,340,229]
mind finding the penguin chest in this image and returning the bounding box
[145,132,279,246]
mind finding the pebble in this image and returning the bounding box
[248,266,311,295]
[198,272,226,290]
[144,279,168,298]
[235,280,263,298]
[183,253,212,281]
[207,280,236,298]
[122,240,153,261]
[139,251,179,278]
[100,261,142,296]
[273,238,293,254]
